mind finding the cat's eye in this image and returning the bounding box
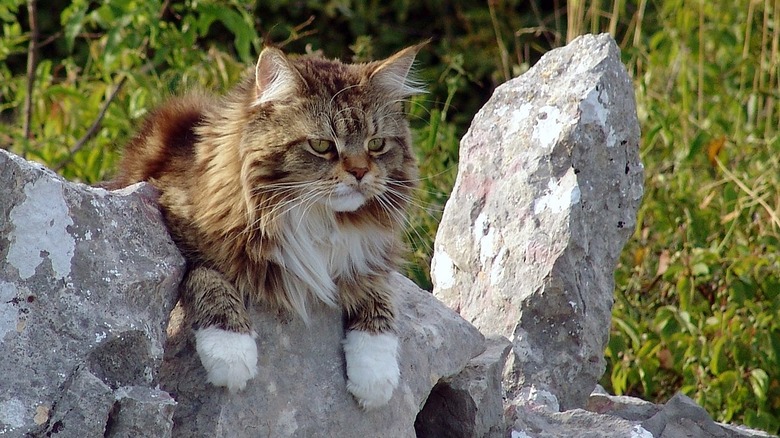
[367,138,386,153]
[308,139,335,154]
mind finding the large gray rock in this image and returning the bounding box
[431,33,644,409]
[161,272,485,438]
[0,149,185,437]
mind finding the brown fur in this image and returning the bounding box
[108,45,424,338]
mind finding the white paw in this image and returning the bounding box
[194,326,258,392]
[343,330,400,409]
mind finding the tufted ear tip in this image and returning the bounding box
[370,42,429,97]
[253,47,303,106]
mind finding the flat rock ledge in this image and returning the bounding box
[160,272,486,438]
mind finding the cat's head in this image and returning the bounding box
[236,43,426,223]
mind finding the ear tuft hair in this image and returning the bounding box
[370,42,428,97]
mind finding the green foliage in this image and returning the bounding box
[595,0,780,433]
[2,0,779,433]
[1,0,255,182]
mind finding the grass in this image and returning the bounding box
[567,0,780,432]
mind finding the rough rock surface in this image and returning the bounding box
[508,389,777,438]
[161,272,485,438]
[415,336,512,438]
[0,149,184,437]
[431,33,644,409]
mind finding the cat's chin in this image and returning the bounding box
[326,193,367,212]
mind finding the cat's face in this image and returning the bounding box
[239,45,425,219]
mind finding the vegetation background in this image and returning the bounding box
[1,0,778,433]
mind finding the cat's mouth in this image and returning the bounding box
[327,183,370,212]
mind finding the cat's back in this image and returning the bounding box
[108,93,212,189]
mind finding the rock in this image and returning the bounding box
[586,391,661,422]
[0,149,185,436]
[509,396,778,438]
[511,407,648,438]
[415,336,512,438]
[160,272,486,437]
[431,33,644,409]
[641,393,736,438]
[106,386,177,438]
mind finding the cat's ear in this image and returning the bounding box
[370,41,428,97]
[253,47,303,106]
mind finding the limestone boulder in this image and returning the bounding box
[0,149,184,437]
[161,272,486,438]
[432,33,644,410]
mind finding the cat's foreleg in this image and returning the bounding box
[181,266,258,392]
[339,274,399,409]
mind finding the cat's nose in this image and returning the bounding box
[347,167,368,181]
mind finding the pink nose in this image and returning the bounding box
[347,167,368,180]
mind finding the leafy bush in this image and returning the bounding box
[1,0,778,433]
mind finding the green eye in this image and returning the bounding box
[367,138,385,152]
[308,139,335,154]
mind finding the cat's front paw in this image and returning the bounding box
[343,330,400,409]
[194,326,258,392]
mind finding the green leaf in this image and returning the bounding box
[614,315,641,350]
[686,131,708,161]
[691,262,709,277]
[61,0,89,53]
[194,4,258,62]
[710,337,728,375]
[749,369,769,402]
[716,370,739,394]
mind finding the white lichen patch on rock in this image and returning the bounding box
[431,248,457,290]
[504,103,532,139]
[533,170,581,215]
[531,105,565,149]
[580,86,617,148]
[7,177,75,280]
[0,398,26,433]
[473,212,499,266]
[631,425,655,438]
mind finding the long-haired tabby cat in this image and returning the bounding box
[107,43,425,409]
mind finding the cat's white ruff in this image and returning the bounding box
[276,203,392,321]
[343,330,400,409]
[195,326,258,392]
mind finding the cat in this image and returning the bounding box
[107,43,426,409]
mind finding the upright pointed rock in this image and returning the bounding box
[432,33,644,410]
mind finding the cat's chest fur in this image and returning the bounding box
[272,204,390,316]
